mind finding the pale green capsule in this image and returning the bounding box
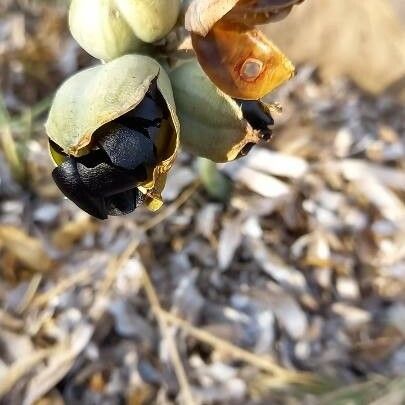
[69,0,144,61]
[170,60,261,162]
[115,0,181,43]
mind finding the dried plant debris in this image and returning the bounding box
[0,1,405,404]
[264,0,405,94]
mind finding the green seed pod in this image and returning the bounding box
[69,0,144,61]
[115,0,181,43]
[170,60,269,162]
[46,54,180,213]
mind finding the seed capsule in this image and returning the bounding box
[191,20,294,99]
[51,83,166,219]
[69,0,181,61]
[46,54,179,217]
[115,0,181,43]
[170,59,270,162]
[69,0,144,61]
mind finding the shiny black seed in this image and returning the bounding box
[117,79,168,130]
[52,157,107,220]
[76,149,146,198]
[235,99,274,140]
[106,189,145,216]
[97,123,156,170]
[146,78,169,119]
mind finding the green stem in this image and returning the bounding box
[197,157,232,202]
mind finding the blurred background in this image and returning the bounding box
[0,0,404,404]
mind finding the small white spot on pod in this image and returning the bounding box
[240,58,264,82]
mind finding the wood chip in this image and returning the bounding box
[0,226,54,272]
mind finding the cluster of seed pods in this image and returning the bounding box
[46,0,303,219]
[47,0,182,219]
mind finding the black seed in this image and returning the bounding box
[76,149,146,197]
[52,157,107,220]
[146,78,161,102]
[238,142,256,158]
[117,79,167,130]
[130,96,164,123]
[115,79,169,144]
[106,189,145,216]
[147,125,162,145]
[98,123,156,170]
[235,99,274,139]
